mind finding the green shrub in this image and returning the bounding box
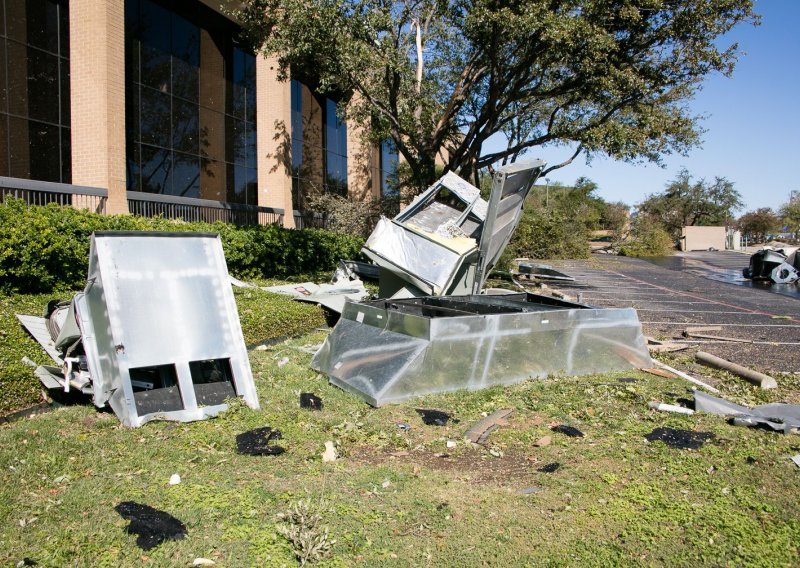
[618,216,674,257]
[0,199,364,293]
[499,207,590,266]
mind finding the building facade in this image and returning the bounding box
[1,0,397,227]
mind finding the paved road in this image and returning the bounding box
[547,255,800,373]
[643,250,800,300]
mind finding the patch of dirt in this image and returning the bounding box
[351,445,549,486]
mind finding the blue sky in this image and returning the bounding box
[486,0,798,213]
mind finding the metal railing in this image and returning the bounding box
[293,209,327,229]
[127,192,284,226]
[0,176,107,213]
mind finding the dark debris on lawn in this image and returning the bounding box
[115,501,187,551]
[236,426,286,456]
[645,427,714,450]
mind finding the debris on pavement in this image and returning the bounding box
[648,401,695,415]
[514,262,575,282]
[644,427,713,450]
[17,232,259,427]
[236,427,285,456]
[417,409,457,426]
[742,246,800,284]
[300,393,323,410]
[646,337,689,353]
[114,501,187,550]
[695,351,778,389]
[463,409,513,444]
[652,359,720,393]
[551,424,584,438]
[537,462,561,473]
[322,441,337,462]
[693,390,800,434]
[683,326,753,344]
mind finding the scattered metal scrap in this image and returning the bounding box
[17,232,259,427]
[464,409,513,444]
[515,262,575,282]
[695,351,778,389]
[693,390,800,434]
[363,160,546,298]
[743,246,800,284]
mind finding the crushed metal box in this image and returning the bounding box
[19,232,259,427]
[312,293,652,406]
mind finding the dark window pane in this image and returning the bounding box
[140,86,171,148]
[172,97,198,154]
[139,0,170,53]
[125,82,140,145]
[172,152,199,197]
[26,47,60,124]
[245,121,256,169]
[27,119,60,182]
[226,116,245,165]
[171,13,199,66]
[0,116,8,176]
[244,167,257,205]
[59,54,69,124]
[172,55,198,102]
[58,0,68,57]
[7,0,61,54]
[126,142,141,191]
[140,43,170,93]
[228,164,249,204]
[8,116,31,178]
[140,144,171,194]
[0,41,7,113]
[60,126,70,182]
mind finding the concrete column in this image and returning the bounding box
[69,0,128,214]
[256,56,295,228]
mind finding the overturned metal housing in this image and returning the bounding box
[21,232,259,427]
[363,160,546,298]
[312,293,652,406]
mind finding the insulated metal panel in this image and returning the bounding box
[78,232,258,427]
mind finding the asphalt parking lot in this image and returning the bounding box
[547,253,800,373]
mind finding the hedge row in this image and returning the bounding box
[0,199,365,294]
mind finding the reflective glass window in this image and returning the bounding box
[0,0,70,183]
[126,0,256,204]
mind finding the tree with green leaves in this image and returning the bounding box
[780,191,800,241]
[236,0,757,193]
[637,168,743,237]
[737,208,780,244]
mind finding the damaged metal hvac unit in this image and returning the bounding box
[312,293,653,406]
[363,160,547,298]
[18,232,259,427]
[313,161,653,405]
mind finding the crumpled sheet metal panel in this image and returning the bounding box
[312,295,652,406]
[364,217,468,294]
[694,390,800,433]
[79,232,258,427]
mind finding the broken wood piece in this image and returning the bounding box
[464,409,513,444]
[683,326,752,344]
[646,337,689,353]
[695,351,778,389]
[652,360,721,393]
[642,367,676,379]
[648,401,695,415]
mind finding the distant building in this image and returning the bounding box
[1,0,398,227]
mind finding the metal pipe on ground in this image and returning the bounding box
[695,351,778,389]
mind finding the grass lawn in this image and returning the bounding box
[1,289,799,566]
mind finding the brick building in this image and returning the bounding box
[1,0,398,227]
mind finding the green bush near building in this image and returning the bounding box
[618,216,674,257]
[0,199,364,294]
